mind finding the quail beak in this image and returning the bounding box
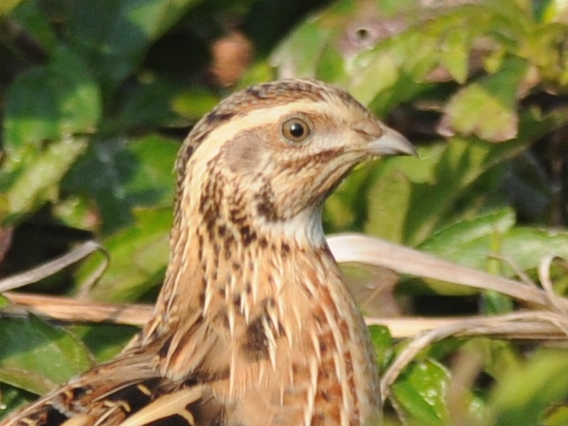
[351,118,417,158]
[368,126,417,157]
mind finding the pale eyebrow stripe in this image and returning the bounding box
[187,99,349,165]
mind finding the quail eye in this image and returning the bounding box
[281,117,311,143]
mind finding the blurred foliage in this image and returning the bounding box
[1,0,568,424]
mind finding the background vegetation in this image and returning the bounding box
[1,0,568,424]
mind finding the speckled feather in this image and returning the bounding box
[2,79,414,426]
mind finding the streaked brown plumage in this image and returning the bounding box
[1,79,415,426]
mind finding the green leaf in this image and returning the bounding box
[3,47,101,153]
[0,0,25,17]
[76,208,171,302]
[391,359,450,426]
[271,14,334,78]
[538,0,568,23]
[347,50,400,106]
[468,338,521,384]
[62,134,178,234]
[438,26,470,83]
[364,154,419,244]
[368,325,393,372]
[68,0,201,93]
[378,0,419,16]
[0,383,35,421]
[546,406,568,426]
[418,208,516,272]
[172,88,221,122]
[365,137,528,246]
[108,79,186,132]
[1,137,88,224]
[0,295,9,309]
[489,350,568,426]
[416,207,568,292]
[52,195,99,231]
[440,57,529,142]
[501,226,568,271]
[10,0,57,54]
[71,324,139,362]
[346,29,441,110]
[316,43,346,83]
[0,316,93,395]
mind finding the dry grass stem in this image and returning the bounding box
[328,233,568,310]
[0,241,108,293]
[4,293,568,339]
[3,292,152,325]
[379,311,568,401]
